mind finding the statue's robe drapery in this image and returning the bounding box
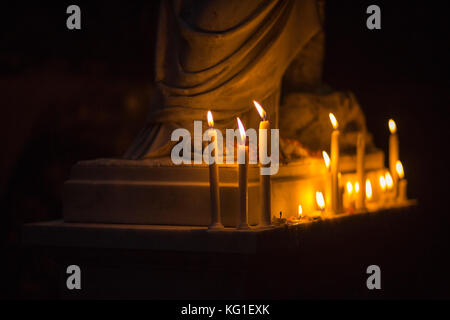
[125,0,322,159]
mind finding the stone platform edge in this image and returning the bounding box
[22,200,416,254]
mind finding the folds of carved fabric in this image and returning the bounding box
[155,0,320,116]
[123,86,280,160]
[124,0,322,160]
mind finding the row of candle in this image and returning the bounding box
[300,115,407,218]
[206,102,407,227]
[206,101,270,229]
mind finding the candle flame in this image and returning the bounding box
[316,191,325,210]
[322,151,330,169]
[355,182,360,193]
[388,119,397,134]
[379,175,386,191]
[366,179,373,200]
[329,113,338,129]
[385,172,393,189]
[346,181,353,195]
[236,117,246,143]
[396,160,404,179]
[298,205,303,218]
[207,111,214,128]
[253,100,267,120]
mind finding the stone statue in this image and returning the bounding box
[124,0,375,161]
[62,0,384,227]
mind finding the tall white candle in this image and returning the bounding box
[254,101,271,227]
[329,113,340,214]
[206,111,223,229]
[356,132,366,211]
[388,119,399,197]
[237,117,249,229]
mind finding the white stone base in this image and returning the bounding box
[63,152,386,227]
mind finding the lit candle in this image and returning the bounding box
[338,172,344,212]
[345,181,355,211]
[396,160,407,202]
[366,179,373,202]
[385,172,393,190]
[356,132,366,211]
[388,119,399,196]
[316,191,325,211]
[316,191,326,218]
[379,175,387,204]
[308,191,325,220]
[322,151,332,214]
[329,113,340,213]
[237,117,249,229]
[354,181,361,207]
[206,111,223,229]
[298,205,303,220]
[254,101,271,227]
[385,171,394,203]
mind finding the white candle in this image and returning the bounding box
[365,179,373,203]
[355,181,361,207]
[379,175,387,204]
[254,101,271,227]
[329,113,340,214]
[309,191,325,220]
[388,119,399,196]
[385,171,394,203]
[237,117,249,229]
[345,181,355,211]
[298,205,303,220]
[206,111,223,229]
[396,160,407,202]
[356,132,366,211]
[322,151,332,214]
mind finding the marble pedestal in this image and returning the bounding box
[63,151,386,227]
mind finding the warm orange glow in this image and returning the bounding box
[396,160,404,179]
[207,111,214,128]
[388,119,397,134]
[322,151,330,169]
[355,182,360,193]
[316,191,325,210]
[253,100,267,120]
[329,113,338,129]
[298,205,303,218]
[236,117,246,143]
[366,179,373,200]
[379,175,386,191]
[385,172,393,189]
[346,182,353,195]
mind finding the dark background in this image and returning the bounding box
[0,0,449,299]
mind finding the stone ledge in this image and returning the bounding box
[22,220,291,254]
[23,201,416,254]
